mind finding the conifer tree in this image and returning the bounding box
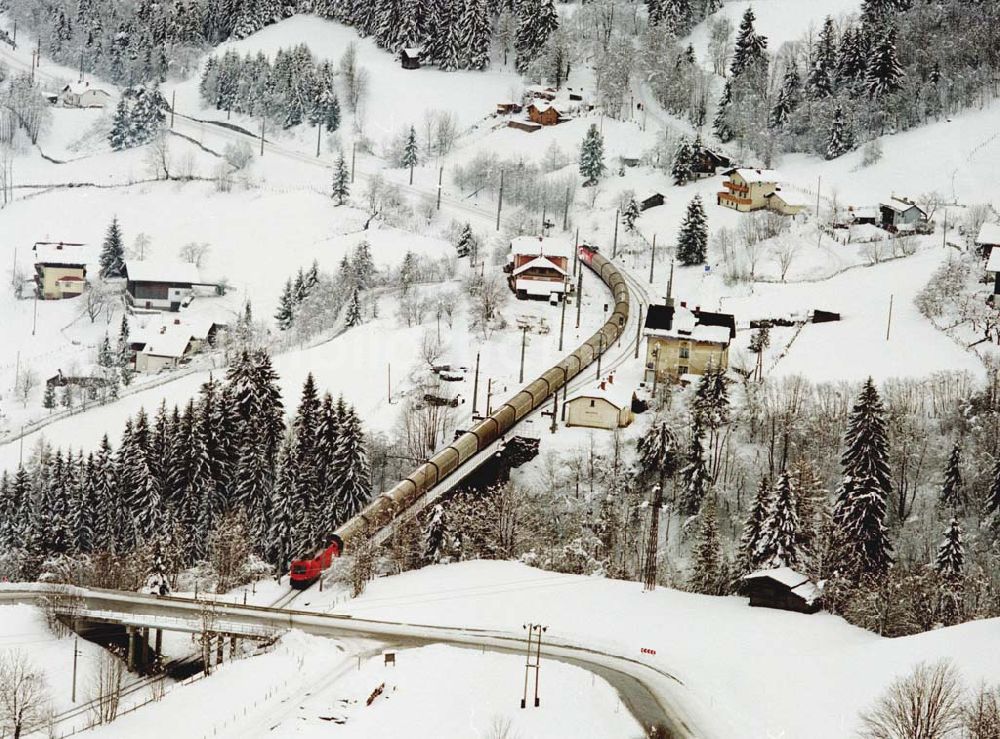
[836,26,867,89]
[825,105,854,160]
[460,0,492,70]
[769,62,801,128]
[986,457,1000,522]
[515,0,559,74]
[578,124,606,186]
[738,477,771,574]
[456,223,477,259]
[688,495,722,594]
[268,434,296,569]
[332,405,371,520]
[935,516,964,625]
[671,138,694,186]
[332,151,350,205]
[865,26,903,100]
[402,124,419,182]
[621,197,641,233]
[345,288,363,327]
[713,80,734,142]
[757,471,802,570]
[938,442,963,512]
[43,384,56,411]
[275,278,296,330]
[676,195,708,266]
[678,421,712,516]
[637,420,679,486]
[833,377,893,581]
[808,16,838,98]
[100,216,126,278]
[729,7,768,79]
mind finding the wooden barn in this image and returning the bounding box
[640,192,664,211]
[527,101,564,126]
[400,48,422,70]
[742,567,822,614]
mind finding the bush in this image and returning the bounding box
[860,660,964,739]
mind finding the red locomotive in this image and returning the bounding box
[289,535,343,588]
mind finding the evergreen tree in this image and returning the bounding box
[678,421,712,516]
[460,0,492,70]
[713,80,734,142]
[424,503,449,562]
[738,476,771,574]
[99,216,126,278]
[807,16,838,98]
[331,405,371,520]
[515,0,559,74]
[833,377,893,581]
[671,138,694,186]
[986,456,1000,521]
[621,197,641,233]
[401,124,419,173]
[313,393,343,536]
[578,124,606,186]
[43,384,56,411]
[345,288,363,327]
[456,223,477,259]
[291,374,322,551]
[836,26,867,89]
[938,442,963,511]
[688,495,722,594]
[636,421,679,485]
[98,334,114,368]
[267,434,296,569]
[332,151,350,205]
[825,105,854,160]
[662,0,694,36]
[757,471,802,570]
[935,516,964,625]
[865,26,903,100]
[729,7,768,79]
[275,278,296,330]
[770,62,801,128]
[351,241,376,289]
[676,195,708,266]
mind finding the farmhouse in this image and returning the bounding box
[880,197,928,231]
[639,192,665,211]
[131,316,225,372]
[643,300,736,383]
[975,222,1000,259]
[690,145,731,177]
[526,101,565,126]
[59,81,111,108]
[565,375,635,430]
[505,236,572,300]
[742,567,822,614]
[33,241,92,299]
[125,260,201,311]
[400,48,422,70]
[717,168,805,216]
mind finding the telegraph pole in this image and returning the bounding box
[572,227,579,274]
[71,635,79,702]
[562,186,570,231]
[634,305,644,359]
[665,259,675,305]
[886,294,894,341]
[436,166,443,210]
[170,90,176,129]
[351,141,357,183]
[471,352,481,417]
[558,291,567,352]
[496,169,505,231]
[596,333,604,380]
[649,234,656,283]
[642,484,665,592]
[549,392,558,433]
[408,160,414,186]
[519,326,528,383]
[611,209,619,258]
[387,363,391,404]
[486,378,493,415]
[259,117,265,156]
[316,123,322,157]
[575,271,583,328]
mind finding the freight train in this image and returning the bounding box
[289,245,629,588]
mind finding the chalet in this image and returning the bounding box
[880,197,928,231]
[742,567,822,614]
[33,241,92,299]
[400,48,422,70]
[690,146,731,177]
[59,81,111,108]
[975,222,1000,259]
[131,316,225,372]
[526,85,557,101]
[643,300,736,383]
[565,375,635,430]
[639,192,664,211]
[527,101,565,126]
[717,168,805,216]
[125,260,200,312]
[496,101,523,115]
[506,235,572,300]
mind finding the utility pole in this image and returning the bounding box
[575,270,583,329]
[642,484,665,592]
[78,50,84,82]
[351,141,357,184]
[634,305,643,359]
[387,363,391,404]
[886,294,894,341]
[408,160,414,186]
[562,186,570,231]
[436,166,443,210]
[942,208,947,249]
[520,623,547,708]
[316,123,322,157]
[558,291,567,351]
[549,392,558,433]
[519,326,528,383]
[596,333,604,380]
[471,352,480,417]
[572,227,579,274]
[611,209,619,259]
[665,259,675,305]
[71,635,80,702]
[486,378,493,415]
[32,290,37,335]
[816,175,821,219]
[649,234,656,283]
[170,90,176,129]
[259,117,265,156]
[496,169,505,231]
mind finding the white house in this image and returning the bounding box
[565,375,635,430]
[125,260,201,312]
[975,222,1000,259]
[59,81,111,108]
[132,316,225,372]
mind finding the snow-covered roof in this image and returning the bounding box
[510,235,573,260]
[743,567,823,605]
[880,198,925,216]
[986,249,1000,273]
[125,260,200,284]
[976,222,1000,246]
[726,168,780,184]
[402,47,422,57]
[61,81,109,96]
[33,242,95,266]
[644,303,736,345]
[770,189,810,207]
[528,101,563,114]
[848,206,879,220]
[512,256,567,277]
[567,378,633,409]
[139,327,193,358]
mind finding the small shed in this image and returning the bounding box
[507,120,542,133]
[640,192,664,211]
[880,197,927,230]
[742,567,822,614]
[400,48,422,70]
[565,375,635,430]
[497,101,523,115]
[975,222,1000,259]
[527,102,563,126]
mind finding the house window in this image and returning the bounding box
[678,365,689,375]
[589,400,595,407]
[679,346,690,359]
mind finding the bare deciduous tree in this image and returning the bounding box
[420,329,446,370]
[771,236,800,281]
[87,649,125,725]
[81,277,113,323]
[15,368,37,407]
[468,273,508,338]
[178,241,210,268]
[129,233,152,260]
[0,650,51,739]
[963,682,1000,739]
[145,132,173,180]
[860,660,964,739]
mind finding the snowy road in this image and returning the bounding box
[0,584,702,737]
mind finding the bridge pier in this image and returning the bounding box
[127,626,137,671]
[216,635,224,666]
[141,627,151,668]
[229,635,238,659]
[155,629,162,661]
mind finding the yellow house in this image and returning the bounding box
[565,375,635,430]
[643,301,736,383]
[33,242,91,299]
[717,168,806,216]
